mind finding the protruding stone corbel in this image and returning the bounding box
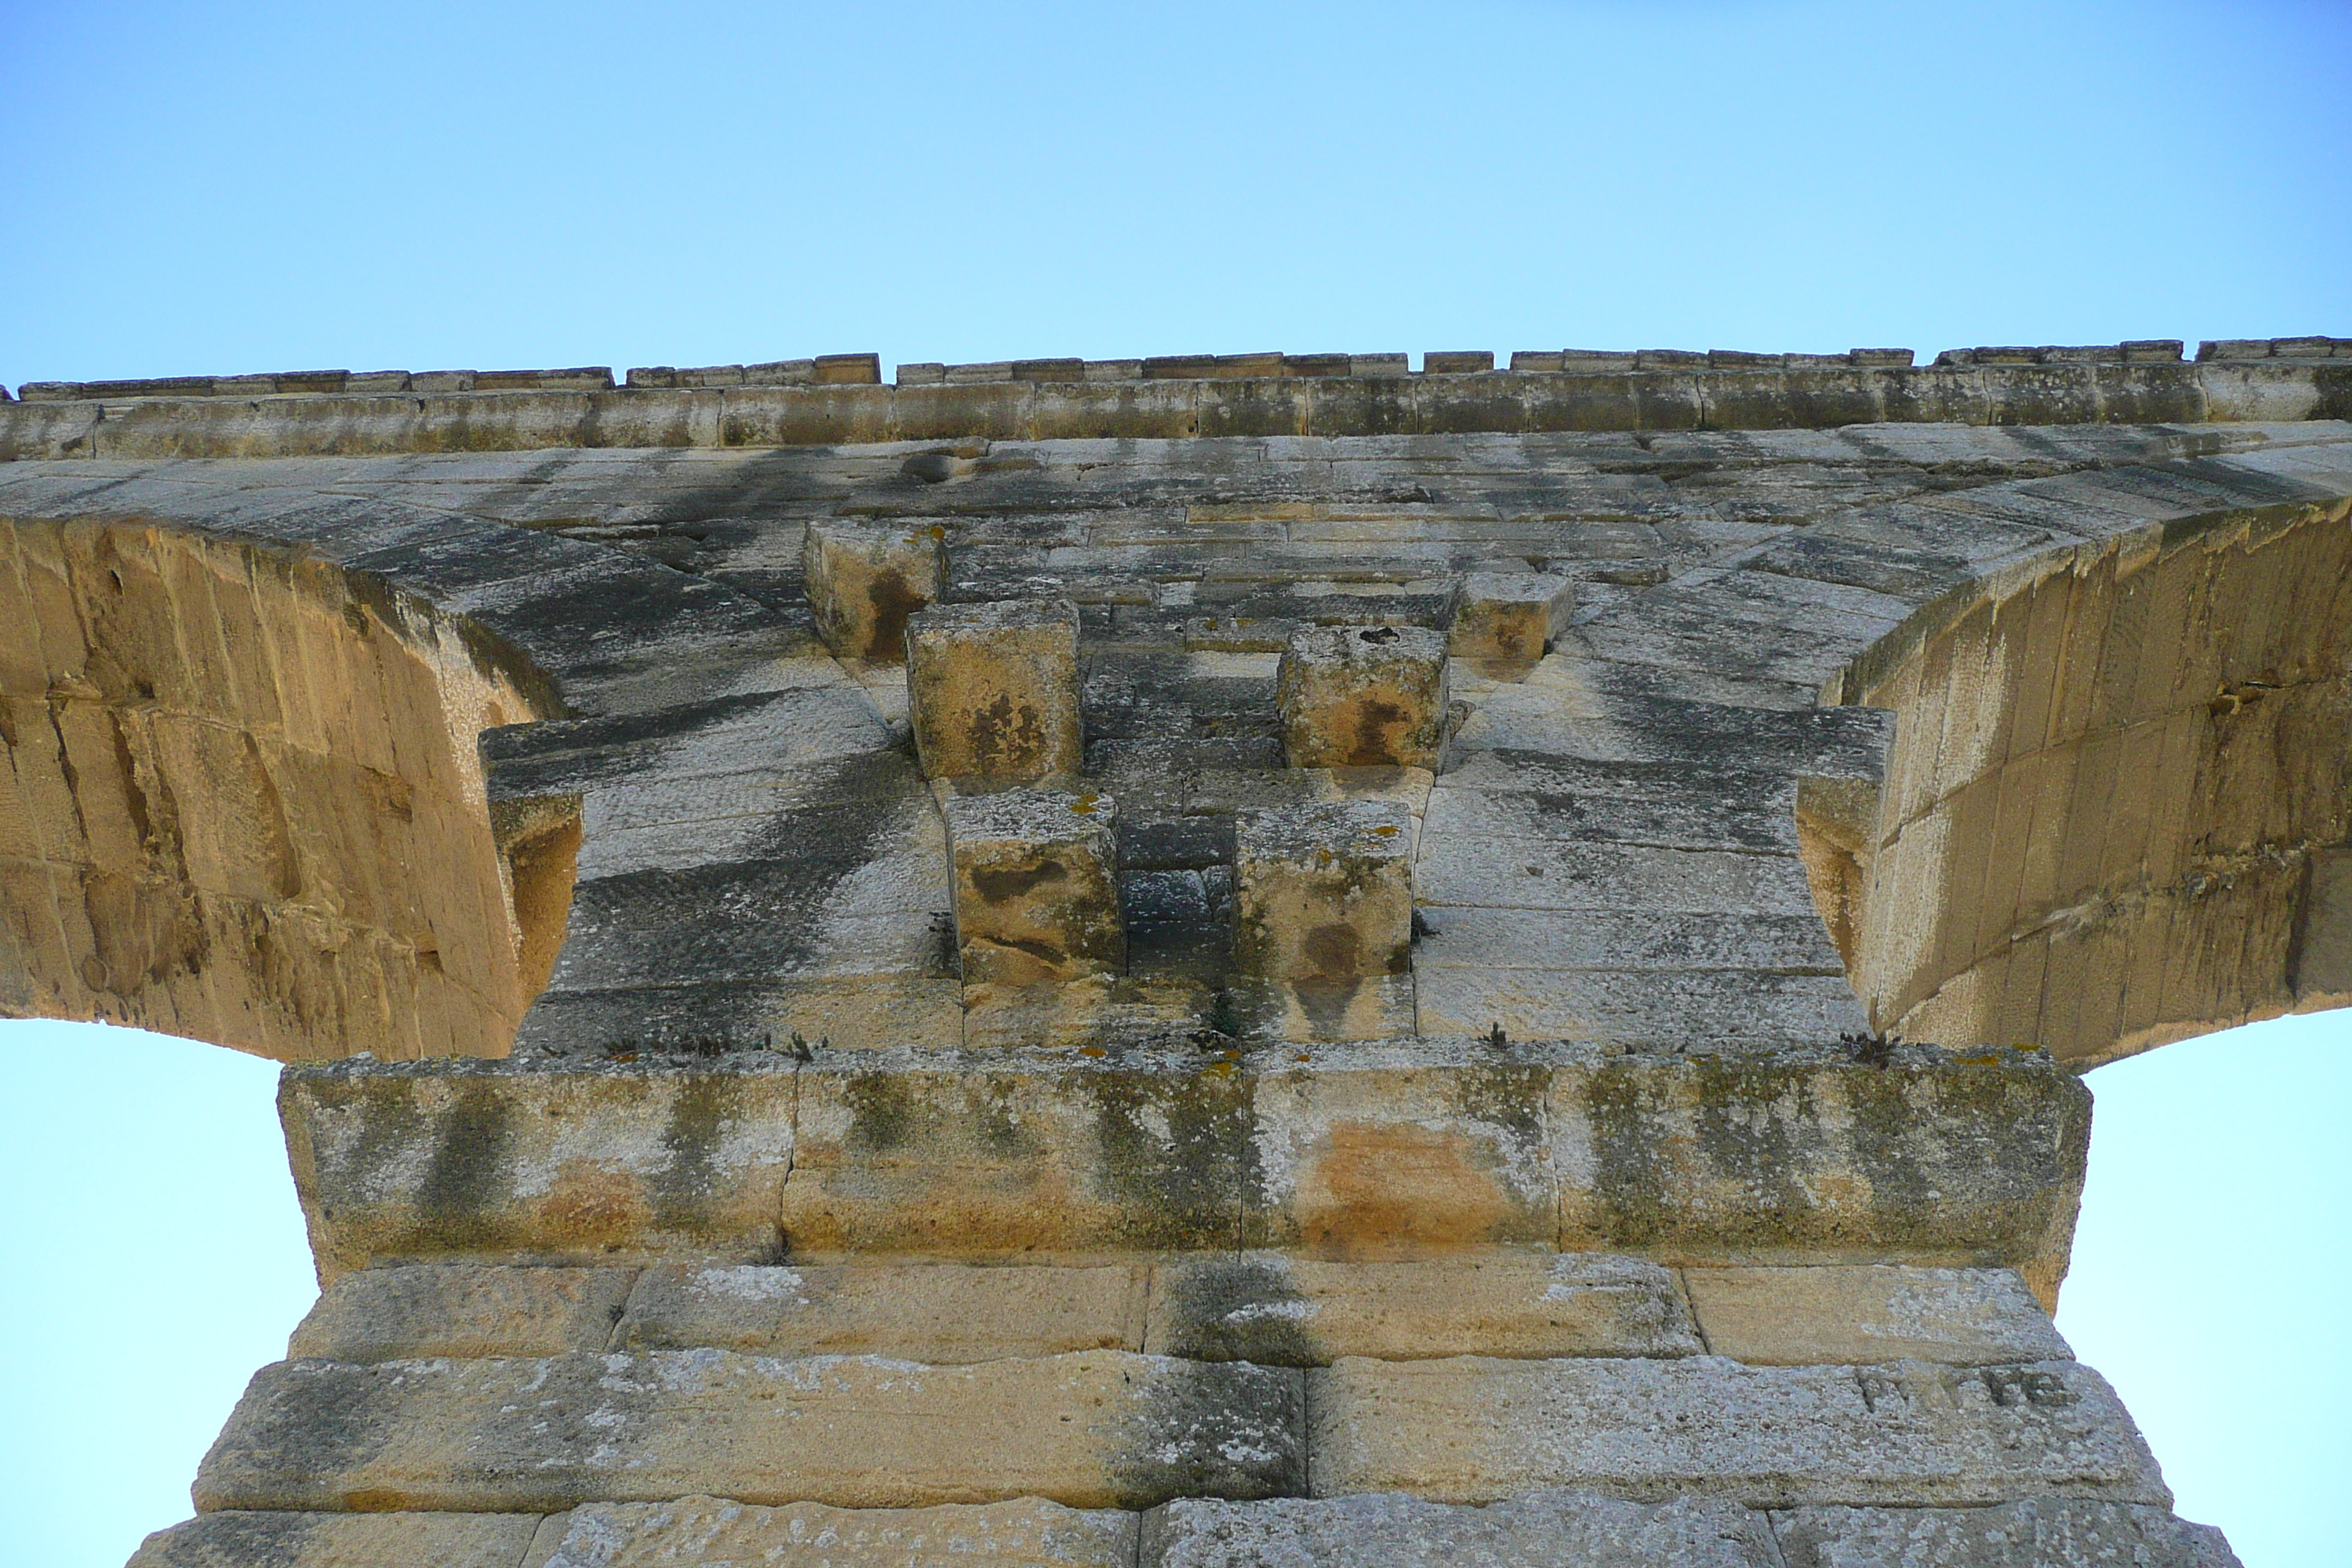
[1448,571,1573,680]
[802,521,946,662]
[943,788,1125,986]
[1275,625,1449,769]
[1235,799,1414,982]
[906,600,1082,783]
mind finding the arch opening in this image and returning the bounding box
[0,516,575,1062]
[1813,493,2352,1068]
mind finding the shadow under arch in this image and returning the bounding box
[0,515,578,1062]
[1807,489,2352,1068]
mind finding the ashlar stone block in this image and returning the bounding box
[1235,799,1414,982]
[1450,572,1575,679]
[908,600,1082,783]
[1683,1265,2071,1368]
[1277,625,1450,769]
[539,1496,1138,1568]
[1145,1491,1776,1568]
[946,788,1125,985]
[802,520,946,662]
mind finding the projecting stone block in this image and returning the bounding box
[536,1496,1139,1568]
[1235,799,1414,982]
[287,1265,636,1361]
[197,1350,1304,1513]
[1276,625,1450,769]
[803,521,946,662]
[945,788,1125,985]
[1773,1499,2239,1568]
[1682,1266,2070,1368]
[1147,1252,1700,1365]
[128,1512,543,1568]
[1308,1355,2167,1507]
[907,600,1083,783]
[1144,1491,1776,1568]
[616,1262,1150,1360]
[1449,572,1574,679]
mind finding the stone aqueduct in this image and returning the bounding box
[3,339,2347,1567]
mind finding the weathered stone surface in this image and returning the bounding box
[804,520,946,661]
[1234,799,1414,983]
[1684,1265,2070,1367]
[1277,625,1450,769]
[288,1265,636,1361]
[1450,573,1575,680]
[1145,1490,1775,1568]
[616,1263,1149,1360]
[535,1495,1137,1568]
[1773,1499,2240,1568]
[282,1059,796,1278]
[198,1349,1303,1513]
[907,600,1082,783]
[128,1509,543,1568]
[1308,1354,2166,1507]
[1147,1252,1700,1364]
[946,788,1125,985]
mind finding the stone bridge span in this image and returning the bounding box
[1,341,2345,1567]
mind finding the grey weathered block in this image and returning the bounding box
[1277,625,1450,769]
[1145,1490,1777,1568]
[288,1265,637,1361]
[803,520,946,661]
[537,1496,1138,1568]
[128,1511,545,1568]
[1450,572,1574,679]
[1772,1499,2240,1568]
[1308,1354,2167,1507]
[1235,799,1414,982]
[907,600,1083,782]
[945,787,1126,985]
[197,1349,1305,1513]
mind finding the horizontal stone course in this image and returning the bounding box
[196,1349,1304,1514]
[129,1509,544,1568]
[1683,1265,2070,1367]
[538,1495,1137,1568]
[1146,1490,1776,1567]
[1308,1354,2167,1507]
[1773,1499,2239,1568]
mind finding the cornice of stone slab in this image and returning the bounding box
[6,357,2349,460]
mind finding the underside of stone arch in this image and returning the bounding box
[5,340,2346,1568]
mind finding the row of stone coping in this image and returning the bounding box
[15,336,2351,403]
[6,361,2348,462]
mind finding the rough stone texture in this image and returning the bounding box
[288,1265,636,1361]
[1450,573,1575,680]
[535,1496,1137,1568]
[127,1511,544,1567]
[804,521,946,662]
[1684,1265,2071,1367]
[1308,1354,2166,1507]
[907,600,1082,783]
[1145,1490,1776,1567]
[1773,1499,2242,1568]
[198,1349,1304,1513]
[1277,625,1450,769]
[1234,799,1414,983]
[1147,1252,1700,1364]
[615,1263,1150,1360]
[945,788,1125,986]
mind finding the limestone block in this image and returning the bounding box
[289,1265,638,1361]
[1308,1354,2166,1507]
[129,1510,543,1568]
[907,600,1082,783]
[536,1496,1137,1568]
[803,521,946,662]
[281,1059,797,1278]
[1145,1491,1776,1568]
[1450,573,1575,680]
[1235,799,1414,982]
[1147,1252,1700,1365]
[1773,1499,2240,1568]
[1276,625,1450,769]
[197,1350,1304,1513]
[1684,1266,2070,1367]
[945,788,1125,985]
[616,1263,1149,1361]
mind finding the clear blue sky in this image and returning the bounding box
[1,3,2347,1566]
